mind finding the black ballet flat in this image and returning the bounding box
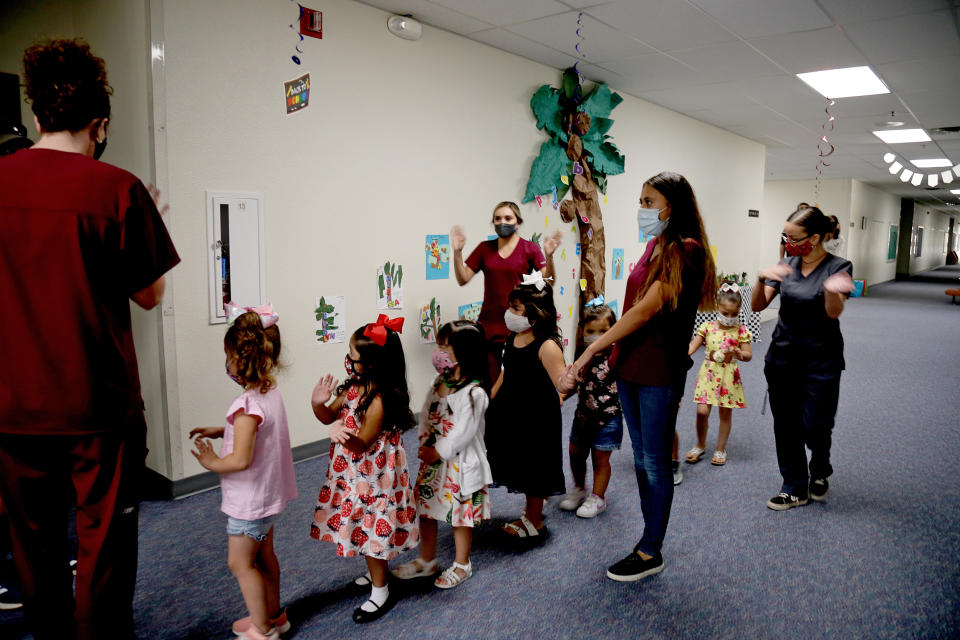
[352,593,396,624]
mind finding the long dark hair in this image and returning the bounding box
[337,325,414,433]
[641,171,717,311]
[507,282,562,346]
[437,320,490,393]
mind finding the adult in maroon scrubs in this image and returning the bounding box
[0,39,180,640]
[452,201,561,383]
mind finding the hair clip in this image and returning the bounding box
[584,295,605,307]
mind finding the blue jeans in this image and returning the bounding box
[617,377,685,556]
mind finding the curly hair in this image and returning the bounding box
[23,38,112,132]
[224,312,281,394]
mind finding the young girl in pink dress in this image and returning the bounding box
[309,315,418,624]
[190,307,297,640]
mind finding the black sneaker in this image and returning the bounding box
[0,585,22,610]
[766,492,808,511]
[606,550,664,582]
[809,478,829,502]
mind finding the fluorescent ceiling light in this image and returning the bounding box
[797,66,889,99]
[911,158,952,168]
[872,129,931,144]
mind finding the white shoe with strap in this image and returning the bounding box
[435,561,472,589]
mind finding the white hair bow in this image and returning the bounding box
[718,282,740,294]
[521,270,553,291]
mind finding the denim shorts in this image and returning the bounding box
[226,515,276,541]
[569,416,624,451]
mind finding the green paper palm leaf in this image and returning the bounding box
[530,85,564,139]
[582,137,625,178]
[523,140,572,203]
[582,83,623,121]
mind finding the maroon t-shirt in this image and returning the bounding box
[465,237,546,342]
[610,236,706,386]
[0,148,180,435]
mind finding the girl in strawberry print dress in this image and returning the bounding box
[392,321,493,589]
[687,286,752,466]
[309,316,418,624]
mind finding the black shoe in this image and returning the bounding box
[0,585,22,611]
[352,593,396,624]
[809,478,829,502]
[766,492,808,511]
[606,550,664,582]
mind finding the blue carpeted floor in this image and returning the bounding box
[3,267,960,639]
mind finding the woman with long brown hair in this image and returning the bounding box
[566,171,715,582]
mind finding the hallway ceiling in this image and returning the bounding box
[357,0,960,213]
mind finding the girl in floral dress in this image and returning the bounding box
[392,320,492,589]
[686,285,752,466]
[309,315,418,624]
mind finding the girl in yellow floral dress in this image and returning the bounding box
[686,286,752,466]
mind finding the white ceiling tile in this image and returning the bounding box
[467,28,578,70]
[687,0,833,38]
[427,0,569,27]
[876,56,960,95]
[354,0,494,34]
[691,103,798,128]
[898,89,960,128]
[824,93,905,118]
[636,82,753,112]
[747,27,868,74]
[736,75,837,121]
[668,41,785,81]
[843,10,960,64]
[817,0,946,26]
[598,52,710,92]
[585,0,738,52]
[505,11,656,63]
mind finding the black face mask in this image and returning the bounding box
[494,223,517,239]
[93,137,107,160]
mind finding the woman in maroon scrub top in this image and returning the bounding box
[452,201,561,383]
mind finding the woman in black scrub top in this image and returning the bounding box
[751,206,854,511]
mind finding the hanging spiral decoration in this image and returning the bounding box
[814,99,836,203]
[573,12,585,108]
[290,1,305,65]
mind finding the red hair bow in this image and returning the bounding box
[363,314,404,346]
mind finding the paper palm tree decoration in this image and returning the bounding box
[523,67,625,309]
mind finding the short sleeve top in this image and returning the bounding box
[610,237,707,386]
[0,148,180,435]
[765,254,853,371]
[220,386,298,520]
[465,237,546,342]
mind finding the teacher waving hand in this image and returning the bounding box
[452,201,561,383]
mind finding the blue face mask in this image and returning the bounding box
[637,207,668,237]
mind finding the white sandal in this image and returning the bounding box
[391,557,437,580]
[434,561,472,589]
[685,446,706,464]
[502,514,541,538]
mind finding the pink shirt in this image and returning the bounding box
[220,387,298,520]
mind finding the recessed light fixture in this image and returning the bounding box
[872,129,931,144]
[797,66,890,99]
[911,158,952,168]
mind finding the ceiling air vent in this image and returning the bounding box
[930,126,960,138]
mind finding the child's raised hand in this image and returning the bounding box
[328,418,351,444]
[188,427,224,440]
[543,230,563,257]
[190,438,218,469]
[824,271,855,295]
[450,225,466,252]
[418,445,439,464]
[759,262,793,283]
[312,374,339,407]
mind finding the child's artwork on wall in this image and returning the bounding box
[612,248,624,280]
[458,301,482,322]
[850,279,867,298]
[419,298,442,344]
[315,295,345,343]
[607,299,619,318]
[639,228,648,244]
[425,235,450,280]
[377,261,403,309]
[888,225,898,261]
[284,73,310,115]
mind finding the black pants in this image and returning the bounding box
[764,363,841,497]
[0,424,146,640]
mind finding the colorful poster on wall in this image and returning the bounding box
[425,235,450,280]
[612,248,625,280]
[315,295,345,343]
[888,225,899,261]
[608,299,619,318]
[377,261,403,309]
[284,73,310,115]
[419,298,442,344]
[458,301,482,322]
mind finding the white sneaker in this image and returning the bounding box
[559,487,587,511]
[672,460,683,486]
[576,494,606,518]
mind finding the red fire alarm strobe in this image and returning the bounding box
[300,8,322,39]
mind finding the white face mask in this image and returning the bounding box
[822,237,843,253]
[717,313,739,327]
[583,334,601,345]
[504,309,532,333]
[637,207,667,237]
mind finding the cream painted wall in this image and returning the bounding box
[760,179,852,265]
[849,180,900,286]
[0,0,171,476]
[909,204,954,273]
[158,0,765,479]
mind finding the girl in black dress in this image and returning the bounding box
[485,273,573,544]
